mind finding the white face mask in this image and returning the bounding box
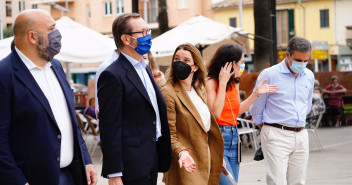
[312,93,321,99]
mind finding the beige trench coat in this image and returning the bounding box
[161,82,224,185]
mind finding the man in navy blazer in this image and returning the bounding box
[97,13,171,185]
[0,10,97,185]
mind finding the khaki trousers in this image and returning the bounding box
[261,125,309,185]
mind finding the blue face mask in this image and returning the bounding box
[128,34,152,55]
[289,57,307,74]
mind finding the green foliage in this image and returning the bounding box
[3,27,14,39]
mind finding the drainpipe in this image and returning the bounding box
[298,0,305,38]
[239,0,243,28]
[65,0,68,16]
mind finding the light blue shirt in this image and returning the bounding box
[250,60,314,127]
[95,50,119,113]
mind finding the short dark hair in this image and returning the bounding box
[331,75,339,82]
[314,87,323,94]
[287,37,311,56]
[207,44,243,88]
[88,98,95,106]
[112,13,140,49]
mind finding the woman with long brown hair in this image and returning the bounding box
[161,43,224,185]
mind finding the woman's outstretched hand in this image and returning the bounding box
[255,79,279,96]
[178,151,196,173]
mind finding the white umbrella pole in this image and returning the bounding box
[65,62,72,83]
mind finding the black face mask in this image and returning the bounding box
[172,61,192,80]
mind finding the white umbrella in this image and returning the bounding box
[0,36,14,60]
[55,16,115,63]
[150,15,250,59]
[0,16,115,63]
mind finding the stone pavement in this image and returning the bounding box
[89,126,352,185]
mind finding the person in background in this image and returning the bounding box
[206,44,278,184]
[323,76,347,127]
[94,48,119,117]
[306,87,326,129]
[84,98,97,119]
[11,39,15,50]
[144,51,166,87]
[161,43,224,185]
[0,9,96,185]
[250,37,314,185]
[314,79,320,88]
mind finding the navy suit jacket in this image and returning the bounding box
[97,53,171,180]
[0,50,92,185]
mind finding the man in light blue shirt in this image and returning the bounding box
[250,37,314,185]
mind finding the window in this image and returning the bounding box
[87,5,91,19]
[277,10,288,44]
[32,4,38,9]
[6,23,12,28]
[277,9,294,45]
[320,9,329,28]
[104,1,112,16]
[6,1,12,17]
[149,0,158,23]
[177,0,188,9]
[116,0,124,14]
[19,1,25,11]
[229,17,237,27]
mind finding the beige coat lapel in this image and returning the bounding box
[174,82,207,133]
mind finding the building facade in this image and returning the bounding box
[212,0,352,72]
[27,0,214,34]
[1,0,50,38]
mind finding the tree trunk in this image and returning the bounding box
[253,0,271,72]
[158,0,169,34]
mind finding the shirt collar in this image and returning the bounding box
[111,49,119,61]
[280,58,306,76]
[15,47,52,70]
[120,51,147,68]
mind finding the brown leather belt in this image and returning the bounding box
[264,123,304,132]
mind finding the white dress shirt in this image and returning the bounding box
[187,87,211,132]
[15,47,74,168]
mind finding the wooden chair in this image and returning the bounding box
[75,112,88,139]
[84,115,100,156]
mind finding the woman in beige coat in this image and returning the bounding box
[161,43,224,185]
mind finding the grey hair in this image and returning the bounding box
[314,79,320,86]
[287,37,312,56]
[331,75,339,82]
